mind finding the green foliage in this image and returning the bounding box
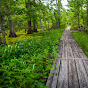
[0,28,64,88]
[72,32,88,57]
[68,0,88,32]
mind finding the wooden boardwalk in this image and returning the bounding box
[46,27,88,88]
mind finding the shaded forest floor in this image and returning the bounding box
[0,29,47,45]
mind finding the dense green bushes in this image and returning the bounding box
[0,28,64,88]
[72,32,88,57]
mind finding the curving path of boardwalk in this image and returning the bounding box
[46,27,88,88]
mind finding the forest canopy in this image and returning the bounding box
[0,0,88,45]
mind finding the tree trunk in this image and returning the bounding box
[48,22,49,30]
[42,11,47,29]
[9,15,17,37]
[87,0,88,31]
[0,26,1,45]
[33,23,37,32]
[45,21,47,29]
[0,31,2,45]
[33,0,37,32]
[58,18,60,29]
[58,6,60,29]
[39,11,44,36]
[27,18,32,34]
[0,15,6,45]
[81,7,84,29]
[57,0,60,29]
[25,0,32,34]
[78,8,80,28]
[54,11,57,28]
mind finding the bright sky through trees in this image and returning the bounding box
[42,0,68,9]
[61,0,68,9]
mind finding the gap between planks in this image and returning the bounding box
[57,58,88,60]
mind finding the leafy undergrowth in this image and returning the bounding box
[70,26,77,30]
[72,32,88,57]
[0,28,64,88]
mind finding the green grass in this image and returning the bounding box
[0,28,65,88]
[72,32,88,57]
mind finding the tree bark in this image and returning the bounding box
[48,22,49,30]
[0,15,6,45]
[77,0,80,28]
[0,31,2,45]
[81,7,84,29]
[45,21,47,29]
[54,11,57,28]
[25,0,32,34]
[27,18,32,34]
[57,0,60,29]
[42,11,47,29]
[33,0,37,32]
[8,15,17,37]
[33,23,37,32]
[39,11,44,36]
[87,0,88,31]
[78,10,79,28]
[0,25,1,45]
[58,5,60,28]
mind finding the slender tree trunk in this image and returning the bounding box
[54,11,57,28]
[39,11,44,36]
[0,30,2,45]
[58,6,60,28]
[81,7,84,29]
[58,16,60,29]
[33,0,37,32]
[78,12,79,27]
[8,15,17,37]
[0,15,6,45]
[33,23,37,32]
[48,22,49,29]
[25,0,32,34]
[45,21,47,29]
[57,0,60,29]
[87,0,88,31]
[78,8,80,28]
[42,11,47,29]
[0,24,1,45]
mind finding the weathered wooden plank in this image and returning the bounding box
[57,60,68,88]
[68,60,79,88]
[82,60,88,75]
[51,60,60,88]
[75,60,88,88]
[69,45,74,58]
[58,40,63,58]
[65,40,68,58]
[79,52,87,58]
[71,42,80,58]
[46,65,55,87]
[62,40,65,58]
[67,45,73,58]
